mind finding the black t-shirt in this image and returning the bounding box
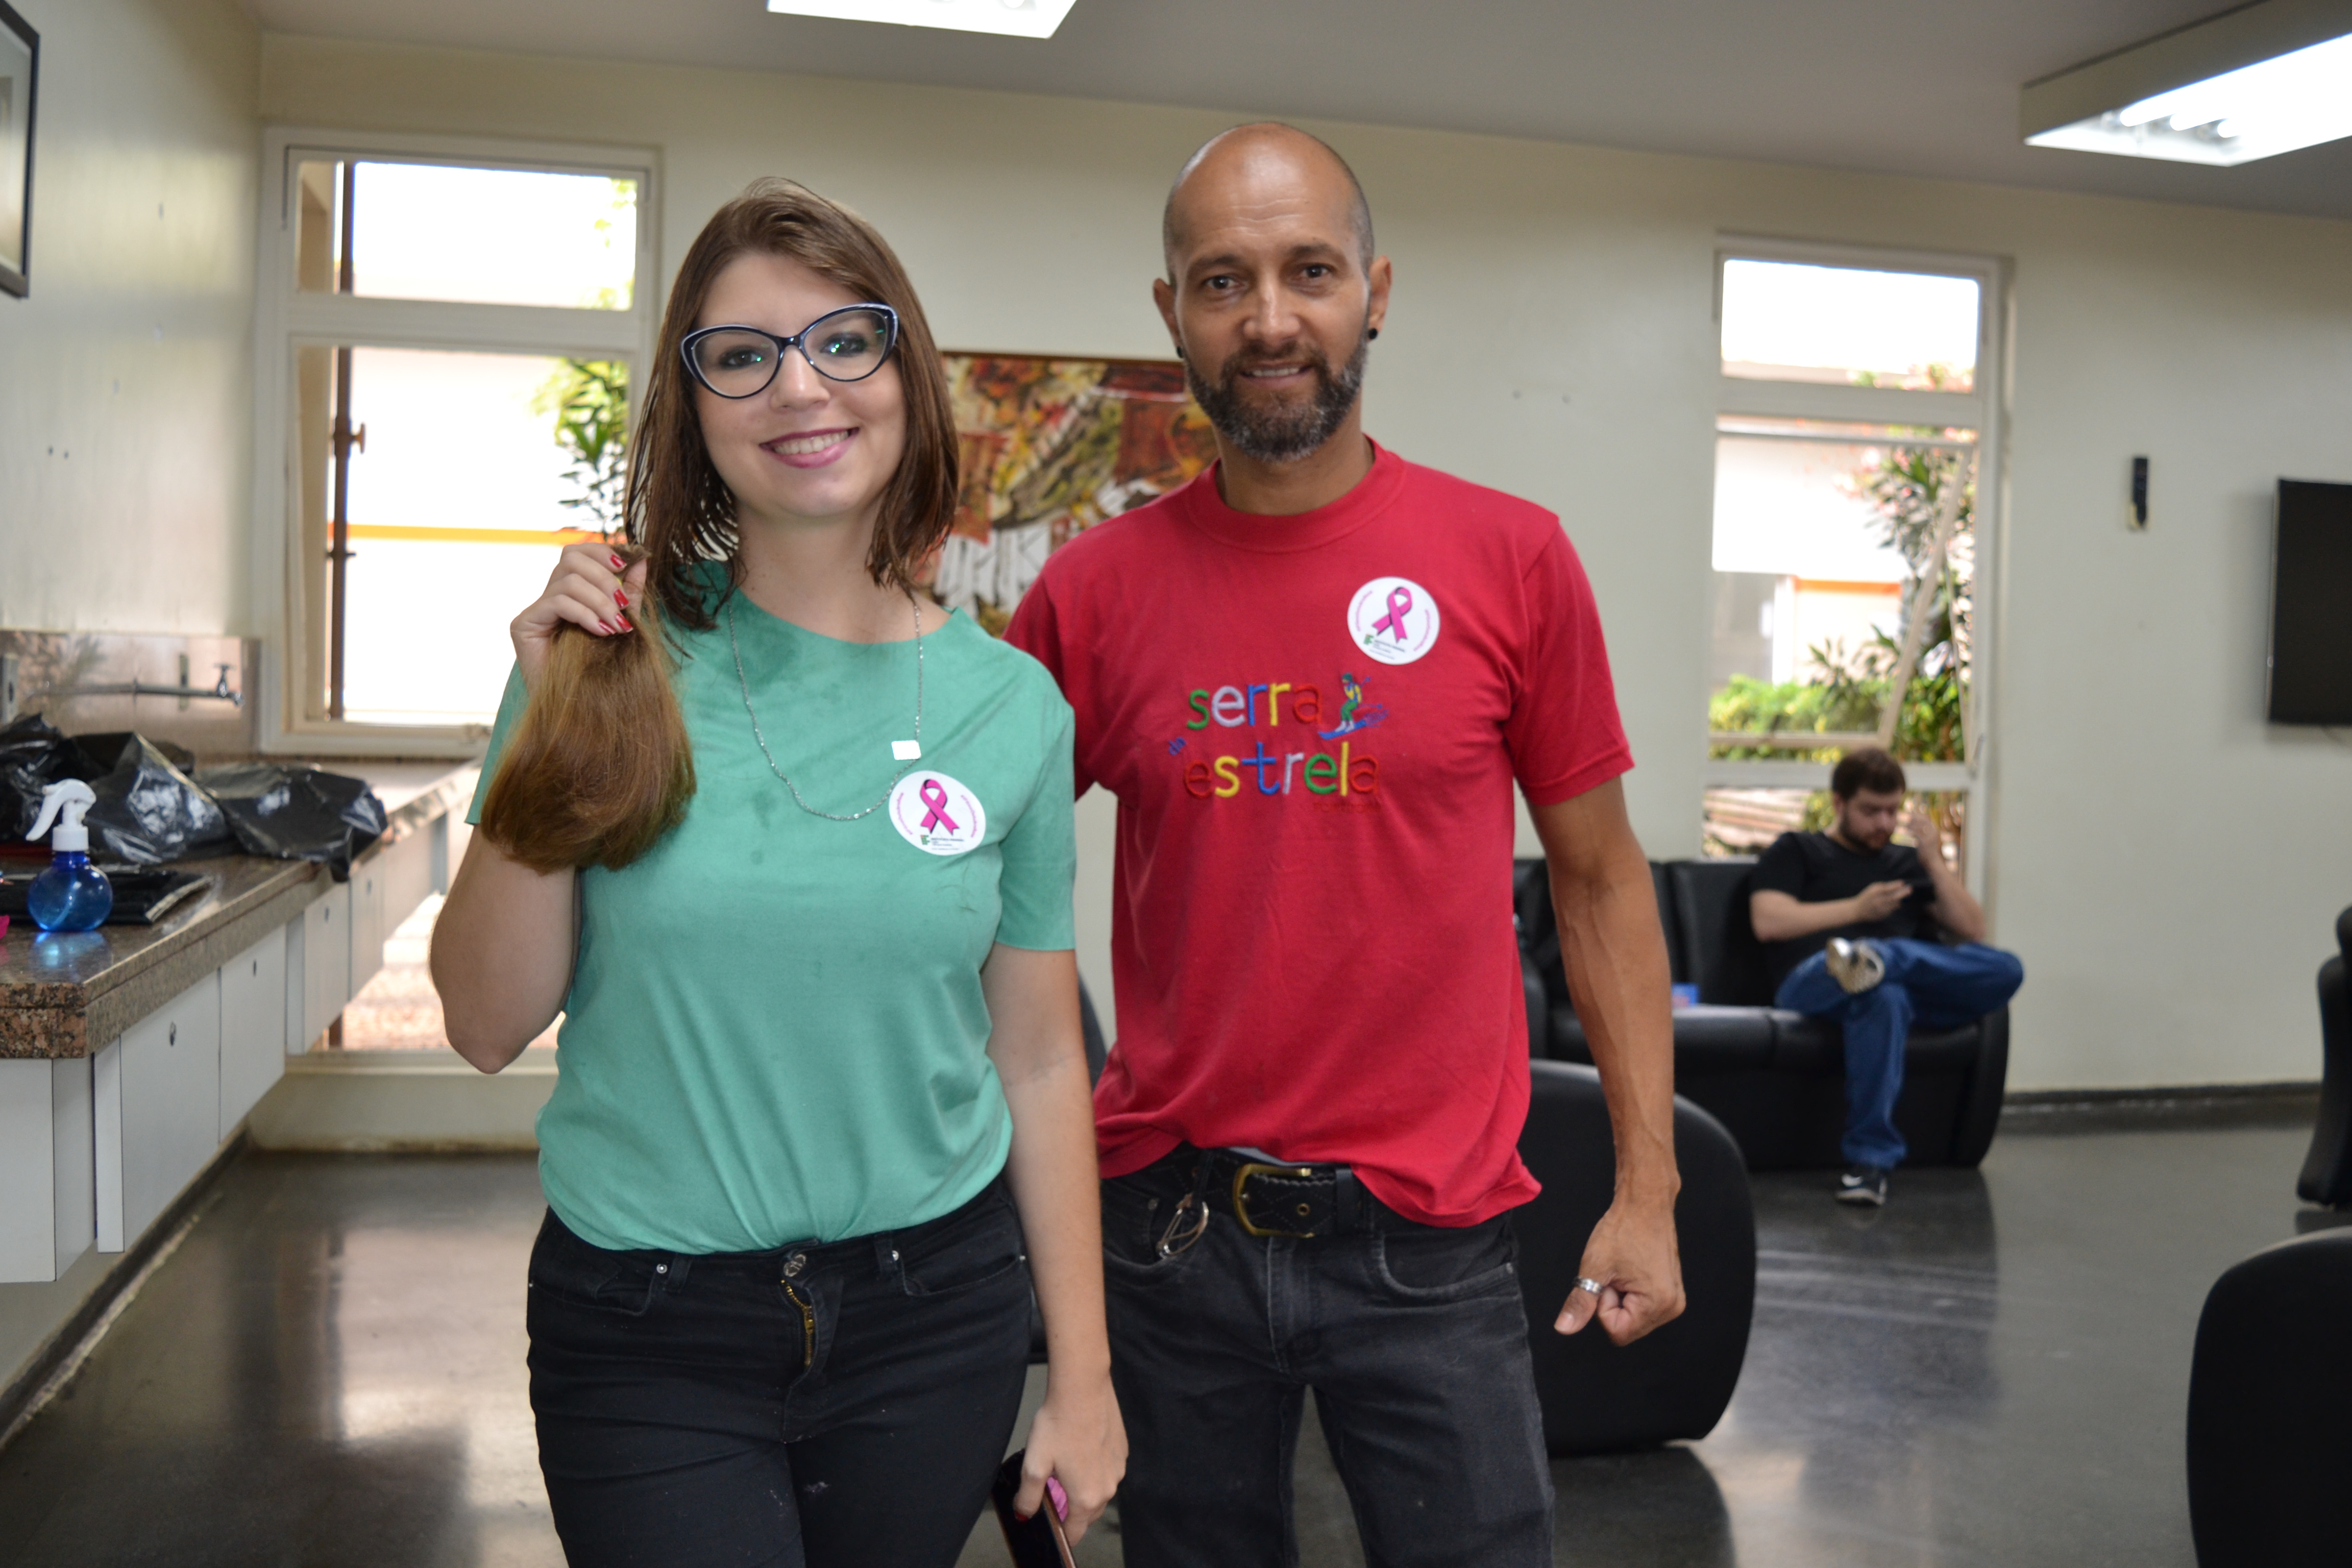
[1751,830,1938,987]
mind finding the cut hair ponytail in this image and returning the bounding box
[477,572,696,873]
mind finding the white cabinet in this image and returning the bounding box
[0,1057,94,1283]
[350,861,385,997]
[23,792,463,1281]
[94,970,222,1252]
[291,878,351,1050]
[282,911,306,1055]
[378,827,436,946]
[279,838,433,1054]
[219,926,288,1138]
[348,831,433,1002]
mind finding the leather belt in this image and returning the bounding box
[1183,1145,1371,1240]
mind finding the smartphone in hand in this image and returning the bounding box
[990,1451,1075,1568]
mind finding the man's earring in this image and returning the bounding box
[1367,328,1380,341]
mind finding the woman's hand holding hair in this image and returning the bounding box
[512,543,649,691]
[484,540,694,875]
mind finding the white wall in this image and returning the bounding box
[257,35,2352,1092]
[0,0,258,1402]
[0,0,258,635]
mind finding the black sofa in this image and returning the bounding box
[2186,1226,2352,1566]
[1516,856,2010,1170]
[2295,906,2352,1206]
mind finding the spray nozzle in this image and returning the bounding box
[28,780,97,853]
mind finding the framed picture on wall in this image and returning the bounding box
[926,353,1217,633]
[0,0,34,298]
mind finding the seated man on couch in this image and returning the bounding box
[1750,747,2024,1207]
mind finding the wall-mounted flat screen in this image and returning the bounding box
[2268,479,2352,725]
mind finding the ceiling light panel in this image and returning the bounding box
[765,0,1077,39]
[2022,0,2352,166]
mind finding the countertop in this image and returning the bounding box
[0,763,477,1060]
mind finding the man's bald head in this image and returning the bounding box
[1161,123,1375,282]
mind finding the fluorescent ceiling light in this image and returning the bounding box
[765,0,1076,39]
[2022,0,2352,165]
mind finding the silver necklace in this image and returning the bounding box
[727,591,924,823]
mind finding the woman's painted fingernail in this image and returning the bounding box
[609,553,625,570]
[616,615,634,631]
[596,620,615,634]
[614,589,629,607]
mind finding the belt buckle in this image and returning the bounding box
[1231,1161,1323,1239]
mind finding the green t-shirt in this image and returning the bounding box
[470,586,1075,1253]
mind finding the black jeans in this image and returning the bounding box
[526,1177,1033,1568]
[1103,1154,1554,1568]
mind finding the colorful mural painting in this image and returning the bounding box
[928,354,1219,633]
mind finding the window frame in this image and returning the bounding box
[1705,235,2010,898]
[249,127,661,756]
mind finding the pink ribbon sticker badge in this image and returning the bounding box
[1346,575,1440,666]
[1369,585,1414,641]
[889,771,986,856]
[917,778,959,834]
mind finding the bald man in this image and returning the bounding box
[1007,124,1683,1566]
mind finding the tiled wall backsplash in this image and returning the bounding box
[0,630,260,760]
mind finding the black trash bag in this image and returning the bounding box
[75,731,199,776]
[0,712,97,840]
[80,734,235,866]
[194,763,388,883]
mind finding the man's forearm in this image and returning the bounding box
[1921,853,1987,941]
[1530,782,1687,1342]
[1529,787,1680,1200]
[1551,849,1679,1203]
[1749,891,1864,943]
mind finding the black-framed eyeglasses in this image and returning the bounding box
[680,304,901,398]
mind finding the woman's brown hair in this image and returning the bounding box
[477,179,958,872]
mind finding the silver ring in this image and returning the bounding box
[1574,1276,1606,1296]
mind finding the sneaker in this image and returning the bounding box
[1825,938,1885,995]
[1835,1165,1890,1206]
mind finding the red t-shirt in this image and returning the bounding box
[1006,443,1632,1226]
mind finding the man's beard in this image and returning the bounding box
[1186,328,1369,464]
[1840,816,1892,851]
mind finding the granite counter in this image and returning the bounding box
[0,765,475,1060]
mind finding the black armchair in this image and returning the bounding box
[2295,906,2352,1206]
[1515,1060,1755,1454]
[1518,856,2010,1170]
[2186,1227,2352,1566]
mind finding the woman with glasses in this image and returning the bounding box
[431,178,1123,1566]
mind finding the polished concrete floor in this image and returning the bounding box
[0,1111,2323,1566]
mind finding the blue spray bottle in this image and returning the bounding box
[26,780,112,932]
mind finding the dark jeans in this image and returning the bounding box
[1102,1155,1553,1568]
[526,1177,1033,1568]
[1775,939,2027,1167]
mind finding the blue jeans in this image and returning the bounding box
[1102,1155,1554,1568]
[1774,940,2025,1169]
